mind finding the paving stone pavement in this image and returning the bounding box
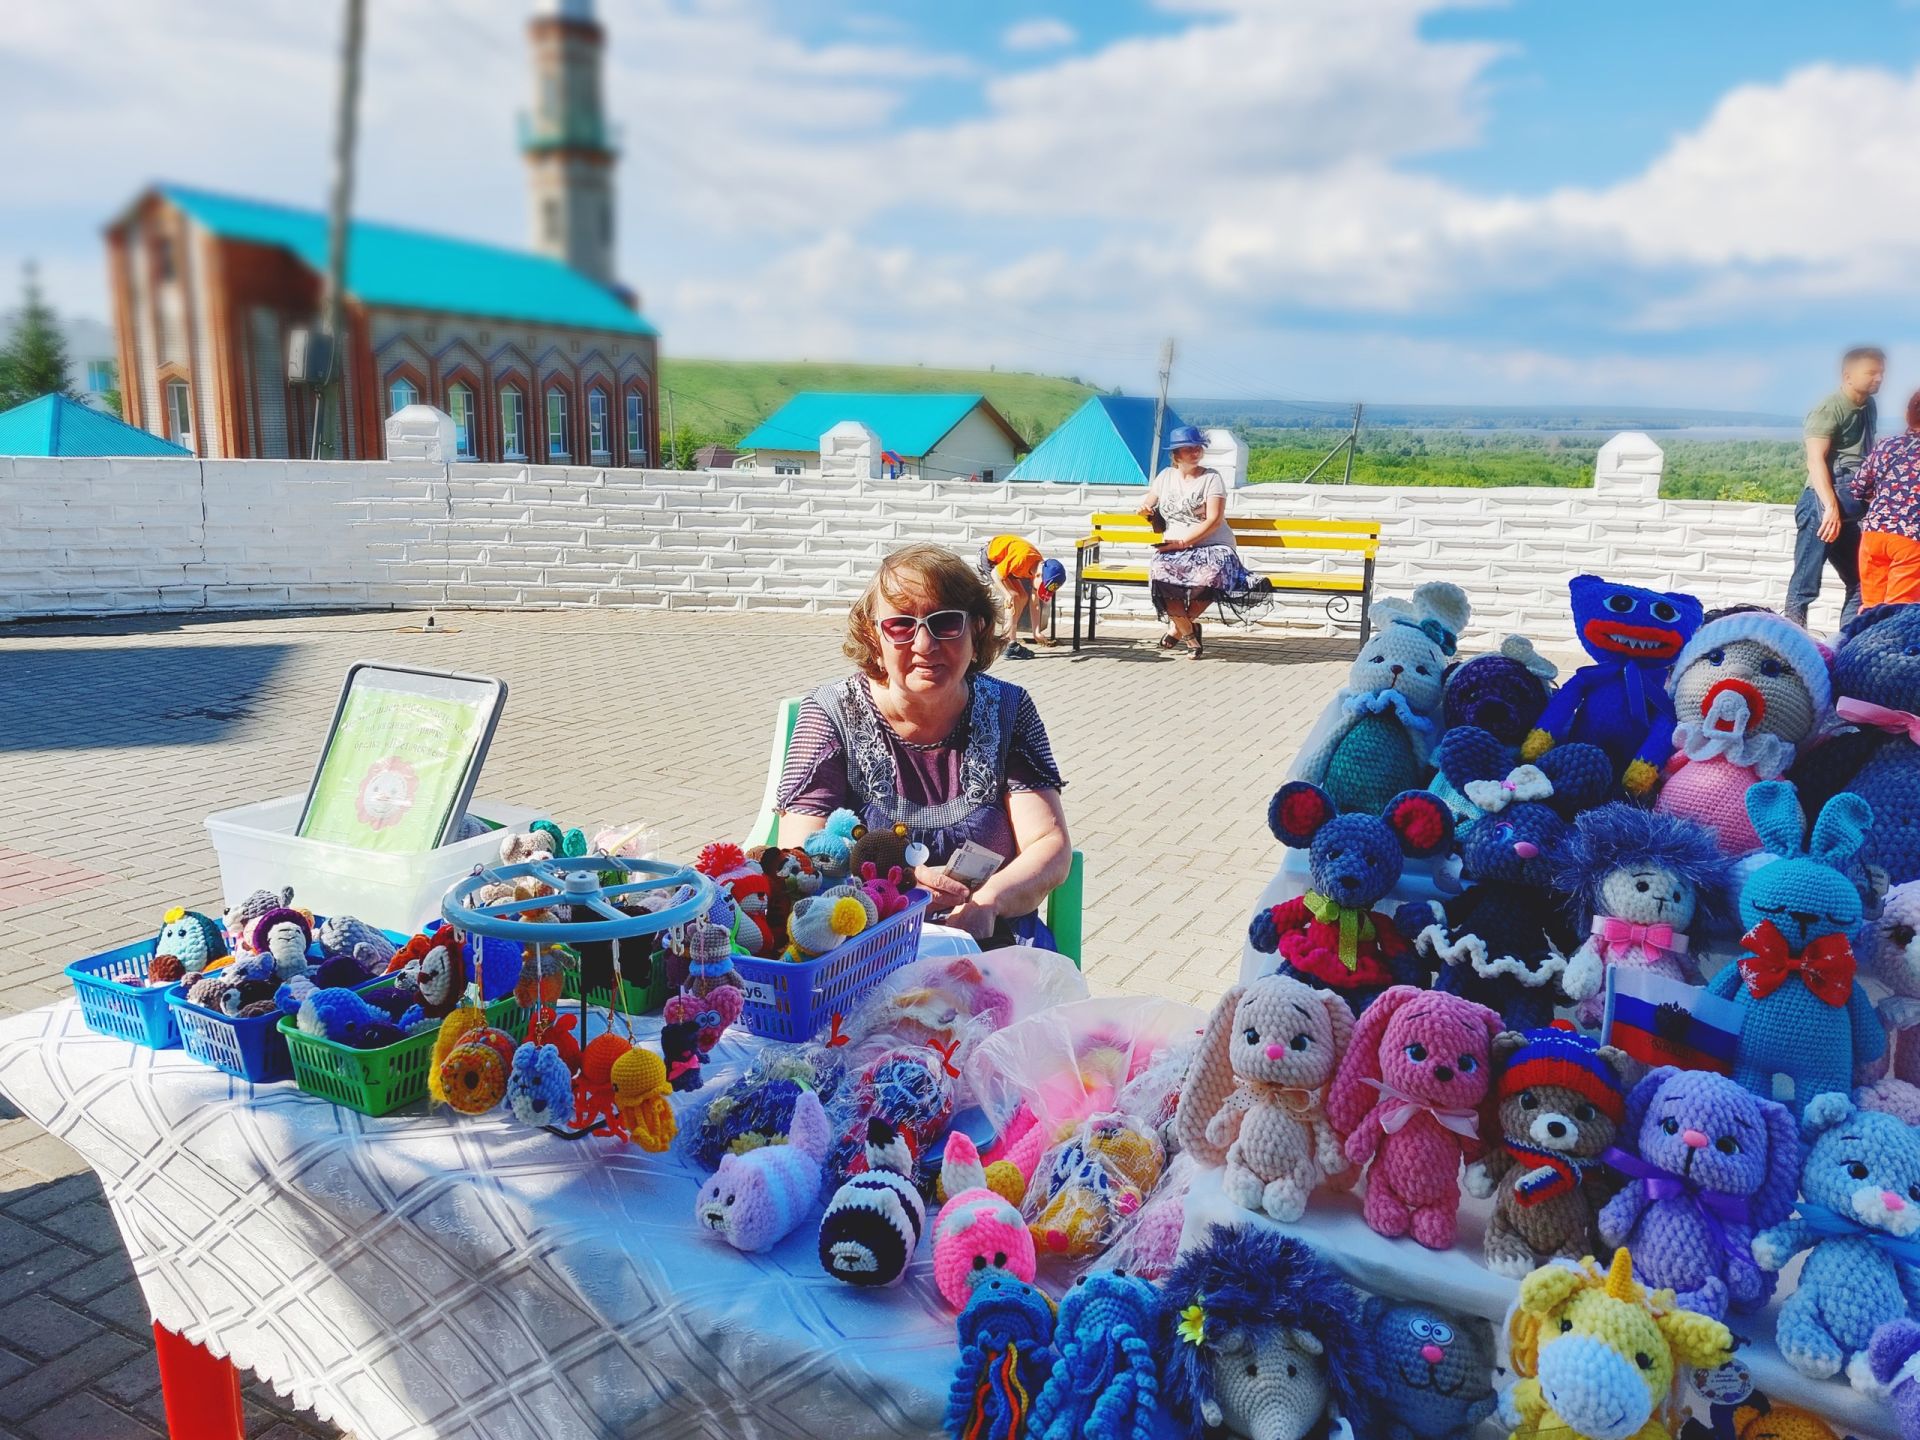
[0,606,1349,1437]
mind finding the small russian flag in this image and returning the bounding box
[1602,967,1743,1075]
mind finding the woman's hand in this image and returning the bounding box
[1155,535,1186,552]
[914,866,973,914]
[941,893,1000,940]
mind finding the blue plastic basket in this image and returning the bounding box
[166,987,293,1082]
[730,891,930,1042]
[64,940,181,1049]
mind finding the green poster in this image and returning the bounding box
[298,686,489,852]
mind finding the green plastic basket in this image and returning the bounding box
[279,985,530,1118]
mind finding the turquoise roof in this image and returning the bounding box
[737,392,1017,457]
[157,184,655,336]
[0,393,190,457]
[1006,395,1188,484]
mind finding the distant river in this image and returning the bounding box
[1401,425,1802,442]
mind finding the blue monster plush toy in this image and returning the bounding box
[1361,1296,1497,1440]
[1704,781,1884,1116]
[1751,1092,1920,1384]
[1523,574,1703,794]
[1029,1273,1162,1440]
[946,1271,1057,1440]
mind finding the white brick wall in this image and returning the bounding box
[0,439,1841,639]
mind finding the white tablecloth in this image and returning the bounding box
[0,1001,962,1440]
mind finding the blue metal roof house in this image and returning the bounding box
[1006,395,1188,485]
[0,393,190,457]
[737,393,1027,481]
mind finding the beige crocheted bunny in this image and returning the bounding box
[1175,973,1355,1221]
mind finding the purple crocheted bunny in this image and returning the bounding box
[1596,1067,1800,1320]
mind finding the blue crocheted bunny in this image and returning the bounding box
[1751,1092,1920,1384]
[1704,781,1885,1116]
[1029,1273,1162,1440]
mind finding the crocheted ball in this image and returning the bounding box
[147,953,185,984]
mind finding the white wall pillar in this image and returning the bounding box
[819,421,881,480]
[1593,431,1665,500]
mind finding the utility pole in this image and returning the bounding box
[1146,337,1175,478]
[1342,401,1363,485]
[312,0,366,460]
[663,388,677,469]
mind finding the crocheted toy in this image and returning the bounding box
[1558,805,1734,1030]
[1522,574,1703,793]
[819,1118,927,1287]
[661,985,741,1074]
[1862,882,1920,1101]
[1869,1319,1920,1439]
[186,963,278,1019]
[1029,1273,1161,1440]
[803,809,861,880]
[694,1088,829,1251]
[1597,1067,1799,1319]
[439,1024,518,1115]
[934,1130,1039,1309]
[609,1045,676,1150]
[290,985,423,1049]
[1296,583,1471,815]
[1752,1091,1920,1384]
[1685,1399,1844,1440]
[1326,984,1501,1248]
[1502,1249,1733,1440]
[1790,603,1920,885]
[1398,728,1610,1030]
[1656,612,1832,855]
[506,1042,575,1128]
[1703,782,1884,1114]
[315,914,397,973]
[696,842,776,955]
[1175,972,1354,1222]
[682,1048,846,1171]
[850,819,930,879]
[147,907,228,984]
[386,931,468,1020]
[1466,1026,1633,1277]
[250,907,313,982]
[1444,635,1559,743]
[1360,1297,1497,1440]
[1249,782,1452,1012]
[857,863,913,920]
[223,886,294,955]
[945,1271,1056,1440]
[1024,1112,1164,1259]
[670,904,745,998]
[781,886,874,963]
[1163,1223,1378,1440]
[828,1044,956,1191]
[748,844,821,941]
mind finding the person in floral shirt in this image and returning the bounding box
[1853,387,1920,606]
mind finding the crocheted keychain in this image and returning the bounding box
[1028,1273,1161,1440]
[944,1271,1057,1440]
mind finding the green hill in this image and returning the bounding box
[657,359,1100,456]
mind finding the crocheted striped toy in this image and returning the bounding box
[694,1087,830,1252]
[819,1118,926,1287]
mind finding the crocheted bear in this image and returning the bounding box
[1869,1319,1920,1440]
[945,1271,1057,1440]
[1656,611,1832,855]
[1029,1273,1162,1440]
[1523,574,1704,794]
[1466,1027,1634,1278]
[1597,1067,1800,1320]
[1703,782,1885,1115]
[1428,635,1559,828]
[1397,727,1611,1031]
[1791,603,1920,885]
[1176,972,1355,1223]
[819,1118,927,1288]
[1361,1297,1497,1440]
[693,1087,830,1252]
[1557,804,1735,1031]
[1752,1091,1920,1384]
[1249,782,1453,1012]
[1326,984,1503,1249]
[1296,583,1471,815]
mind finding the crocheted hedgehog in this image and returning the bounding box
[818,1118,926,1288]
[1523,574,1704,793]
[1361,1297,1497,1440]
[1791,602,1920,884]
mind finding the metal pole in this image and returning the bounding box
[1341,401,1363,485]
[313,0,366,460]
[664,387,677,469]
[1146,337,1174,480]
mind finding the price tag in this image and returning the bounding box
[1689,1356,1753,1407]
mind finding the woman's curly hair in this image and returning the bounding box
[845,544,1004,679]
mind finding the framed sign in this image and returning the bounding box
[296,663,507,853]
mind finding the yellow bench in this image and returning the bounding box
[1066,512,1381,652]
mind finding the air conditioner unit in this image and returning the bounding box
[287,328,333,385]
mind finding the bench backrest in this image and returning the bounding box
[1083,512,1380,556]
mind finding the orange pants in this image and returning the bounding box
[1861,529,1920,606]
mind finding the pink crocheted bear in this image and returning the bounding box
[1174,972,1355,1222]
[1326,984,1502,1249]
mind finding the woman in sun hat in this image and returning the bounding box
[1139,424,1250,659]
[977,534,1066,658]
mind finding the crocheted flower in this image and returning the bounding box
[1177,1301,1207,1347]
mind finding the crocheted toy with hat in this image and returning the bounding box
[1655,610,1833,855]
[1523,574,1704,794]
[781,885,874,962]
[1869,1319,1920,1440]
[933,1130,1038,1310]
[1702,782,1885,1115]
[1752,1091,1920,1384]
[1326,984,1503,1249]
[1360,1296,1497,1440]
[1295,582,1471,815]
[1501,1248,1733,1440]
[945,1271,1057,1440]
[694,1087,830,1252]
[1465,1025,1634,1277]
[1029,1272,1162,1440]
[1175,972,1355,1223]
[1791,602,1920,885]
[1429,635,1559,828]
[1397,726,1611,1031]
[802,808,861,882]
[250,907,314,982]
[1248,782,1452,1013]
[146,908,228,984]
[1557,804,1735,1030]
[1597,1067,1800,1319]
[1163,1224,1378,1440]
[223,886,294,956]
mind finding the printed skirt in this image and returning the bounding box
[1148,542,1252,617]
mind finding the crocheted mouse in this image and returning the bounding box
[1557,804,1735,1031]
[1249,783,1452,1012]
[1703,782,1884,1115]
[694,1087,830,1252]
[1176,972,1355,1222]
[1397,727,1611,1031]
[1361,1297,1497,1440]
[1869,1319,1920,1440]
[1752,1091,1920,1384]
[1326,984,1503,1249]
[1466,1026,1634,1278]
[1029,1273,1162,1440]
[1597,1067,1800,1319]
[1523,574,1704,794]
[1296,583,1471,815]
[1655,611,1832,855]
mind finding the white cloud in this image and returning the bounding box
[1003,19,1076,53]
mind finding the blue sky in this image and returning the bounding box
[4,0,1919,414]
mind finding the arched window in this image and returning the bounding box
[546,385,571,460]
[164,378,193,448]
[586,385,610,458]
[499,385,526,459]
[447,382,476,459]
[624,389,646,465]
[388,376,418,416]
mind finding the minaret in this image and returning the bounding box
[522,0,617,285]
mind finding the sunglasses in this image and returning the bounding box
[877,609,972,646]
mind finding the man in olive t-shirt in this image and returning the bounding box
[1786,346,1884,628]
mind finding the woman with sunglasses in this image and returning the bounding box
[1140,424,1250,658]
[774,544,1072,946]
